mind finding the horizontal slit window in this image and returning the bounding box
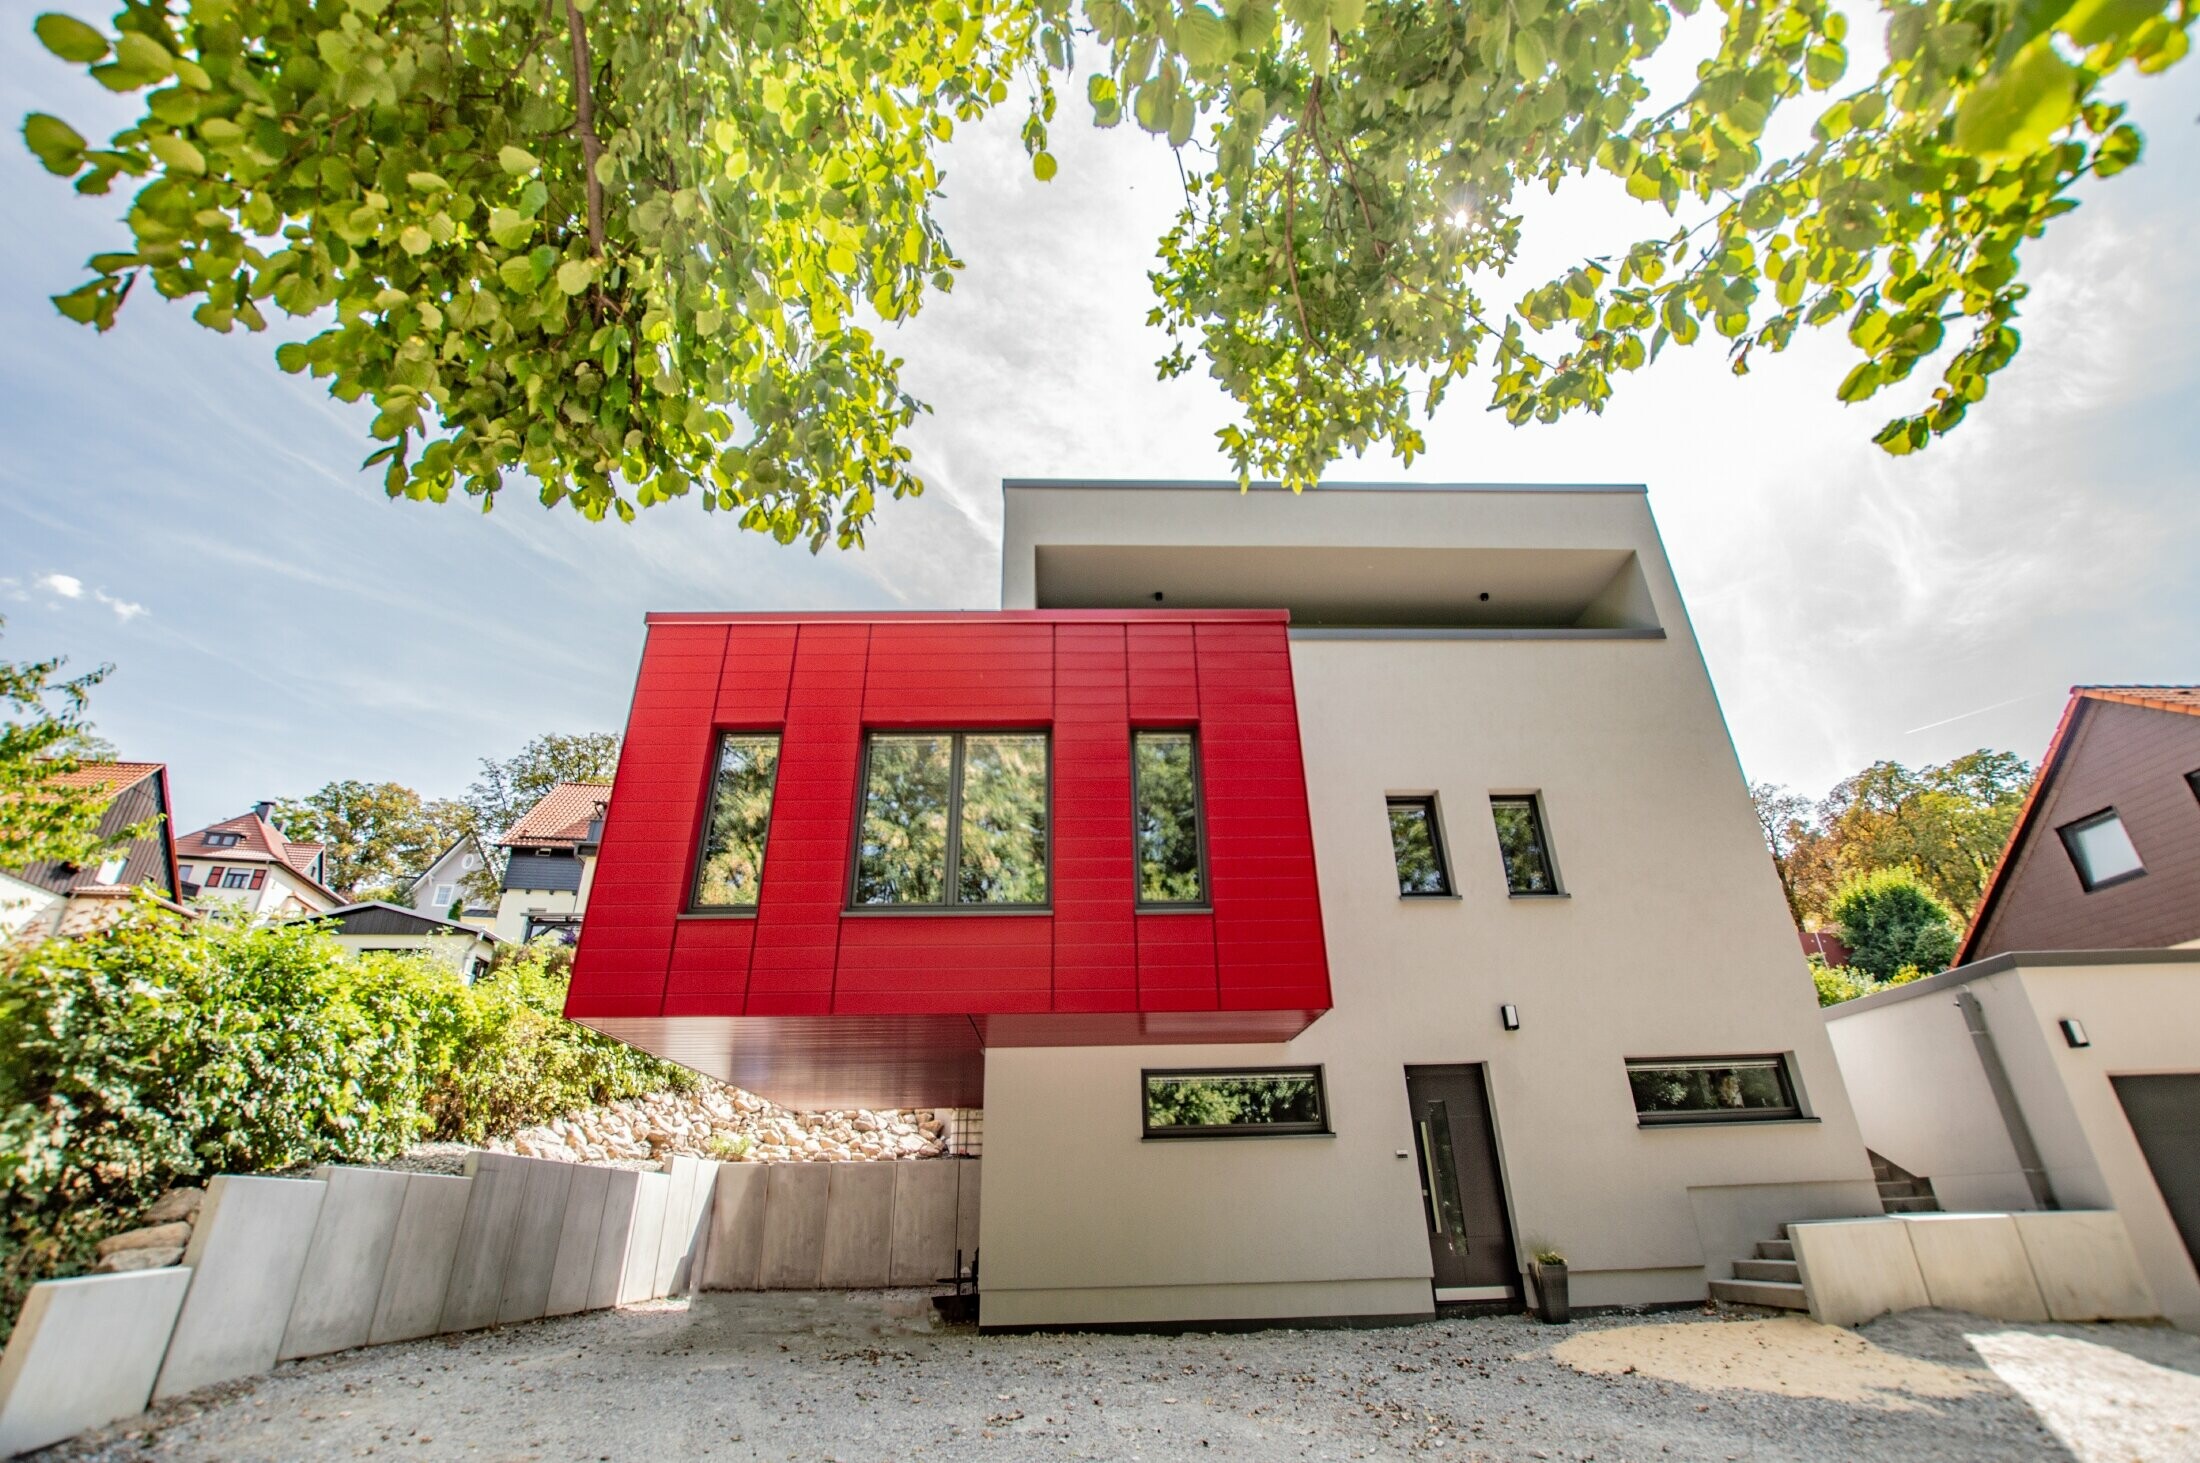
[1143,1067,1329,1138]
[854,731,1049,908]
[1626,1057,1800,1125]
[691,732,782,909]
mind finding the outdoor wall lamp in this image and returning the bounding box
[1500,1003,1520,1031]
[2060,1018,2090,1049]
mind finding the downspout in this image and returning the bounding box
[1955,989,2058,1210]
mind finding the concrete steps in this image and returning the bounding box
[1707,1277,1808,1310]
[1756,1239,1794,1261]
[1733,1257,1800,1283]
[1868,1150,1942,1214]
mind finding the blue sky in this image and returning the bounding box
[5,21,2196,834]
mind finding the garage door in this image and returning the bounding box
[2112,1074,2200,1272]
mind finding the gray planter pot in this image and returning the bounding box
[1532,1261,1571,1324]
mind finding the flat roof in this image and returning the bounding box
[1824,947,2200,1018]
[1003,479,1649,495]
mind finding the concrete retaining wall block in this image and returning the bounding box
[546,1165,613,1318]
[820,1165,896,1288]
[497,1158,576,1325]
[618,1172,672,1304]
[702,1166,769,1291]
[281,1166,412,1361]
[440,1159,527,1334]
[156,1175,328,1400]
[1898,1214,2049,1322]
[889,1161,960,1287]
[1789,1218,1930,1328]
[2012,1211,2159,1321]
[0,1269,192,1457]
[367,1174,472,1345]
[587,1170,644,1312]
[759,1164,831,1289]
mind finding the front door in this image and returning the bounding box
[1405,1064,1518,1300]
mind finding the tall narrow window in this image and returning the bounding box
[1388,797,1452,896]
[854,732,1049,907]
[2059,808,2144,892]
[1134,731,1206,905]
[691,732,782,909]
[1490,795,1559,895]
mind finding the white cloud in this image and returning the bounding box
[37,572,83,599]
[96,590,147,622]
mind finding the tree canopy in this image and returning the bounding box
[22,0,2192,544]
[270,777,475,895]
[464,731,622,834]
[1753,746,2031,924]
[0,621,124,874]
[1827,864,1959,977]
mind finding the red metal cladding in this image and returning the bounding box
[567,610,1332,1110]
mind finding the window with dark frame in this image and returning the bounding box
[853,731,1049,908]
[1490,795,1560,895]
[1142,1067,1329,1138]
[1626,1057,1801,1124]
[690,732,783,910]
[1387,798,1452,896]
[2058,808,2145,892]
[1133,730,1206,905]
[2187,770,2200,805]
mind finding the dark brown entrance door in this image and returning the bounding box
[1405,1065,1518,1299]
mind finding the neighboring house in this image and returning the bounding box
[1799,928,1853,966]
[286,901,501,982]
[565,481,1882,1330]
[1959,686,2200,962]
[493,781,609,944]
[400,830,499,928]
[174,802,342,918]
[1,761,183,938]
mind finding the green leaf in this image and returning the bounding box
[1032,150,1058,181]
[22,112,87,175]
[1178,8,1236,69]
[487,206,533,249]
[498,144,540,176]
[406,171,450,193]
[33,12,109,63]
[147,133,206,175]
[2058,0,2166,47]
[1513,29,1549,76]
[113,30,174,80]
[399,225,432,256]
[1953,42,2079,161]
[496,255,535,293]
[556,258,594,294]
[274,341,310,371]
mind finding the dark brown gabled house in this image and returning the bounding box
[1960,686,2200,962]
[1,761,185,938]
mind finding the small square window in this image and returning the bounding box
[1626,1057,1800,1125]
[853,731,1049,908]
[433,883,456,907]
[1142,1068,1329,1138]
[2059,809,2144,891]
[1491,795,1559,895]
[1387,798,1452,896]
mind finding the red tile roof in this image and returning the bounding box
[175,811,339,899]
[1956,685,2200,962]
[500,781,612,849]
[41,760,164,795]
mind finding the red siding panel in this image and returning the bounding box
[569,611,1329,1106]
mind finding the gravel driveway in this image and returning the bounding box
[46,1292,2200,1462]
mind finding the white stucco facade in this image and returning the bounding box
[975,484,1879,1328]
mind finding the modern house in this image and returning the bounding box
[0,760,182,938]
[566,482,1881,1328]
[174,803,341,918]
[1825,684,2200,1329]
[400,830,500,928]
[286,901,502,981]
[1959,685,2200,962]
[493,781,609,944]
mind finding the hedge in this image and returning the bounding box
[0,901,696,1329]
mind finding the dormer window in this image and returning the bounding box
[205,831,241,848]
[93,855,128,886]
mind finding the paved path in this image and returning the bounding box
[48,1292,2200,1461]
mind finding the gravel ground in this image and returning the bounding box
[43,1293,2200,1463]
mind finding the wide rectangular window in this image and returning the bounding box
[1134,730,1206,905]
[1142,1068,1329,1138]
[1491,795,1559,895]
[2059,808,2145,891]
[854,731,1048,907]
[1388,798,1452,896]
[1626,1057,1800,1125]
[691,732,782,909]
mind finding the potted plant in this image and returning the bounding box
[1531,1248,1570,1324]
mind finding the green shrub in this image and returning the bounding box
[1809,955,1877,1007]
[0,902,696,1328]
[1829,868,1960,981]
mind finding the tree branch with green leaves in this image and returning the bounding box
[21,0,2192,534]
